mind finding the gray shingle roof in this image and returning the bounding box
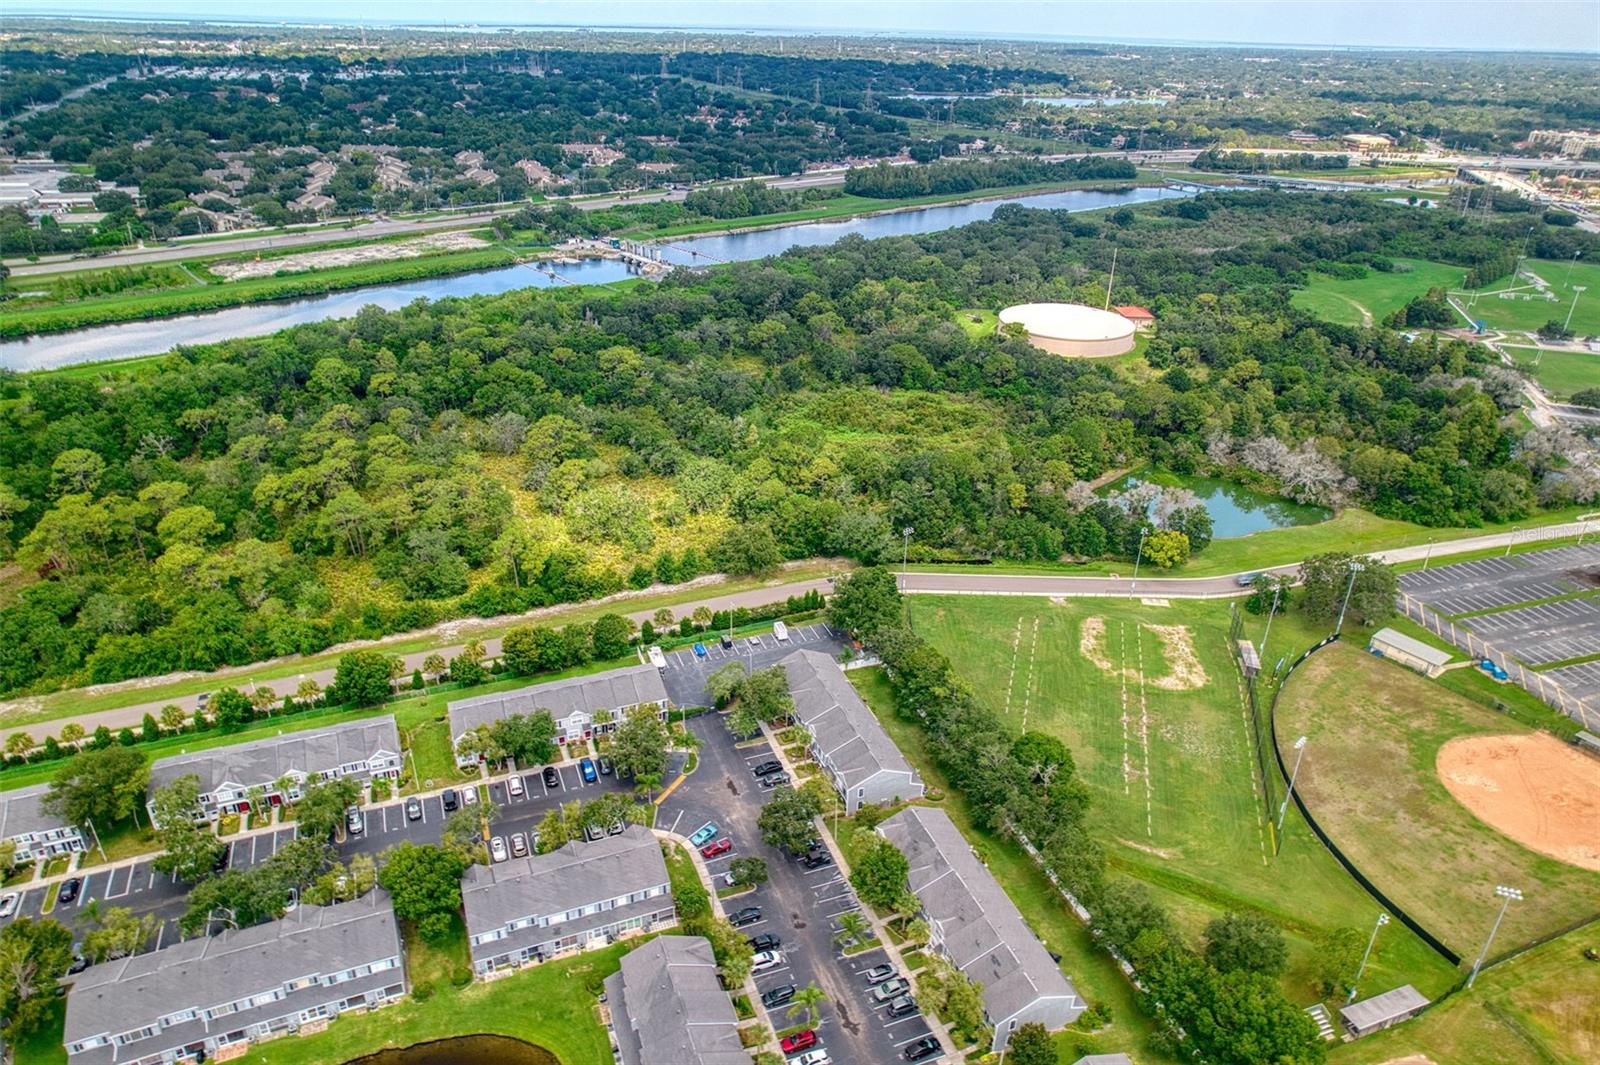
[0,783,69,839]
[147,716,401,795]
[449,665,668,736]
[64,891,402,1061]
[606,935,747,1065]
[880,806,1080,1028]
[1340,984,1428,1031]
[781,649,918,790]
[1369,628,1453,668]
[462,826,668,957]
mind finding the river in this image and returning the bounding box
[0,185,1179,371]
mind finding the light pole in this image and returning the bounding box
[1563,286,1586,332]
[1347,912,1390,1003]
[1259,582,1281,662]
[1128,525,1150,600]
[1563,250,1582,289]
[1505,526,1520,558]
[85,817,105,862]
[1467,885,1523,988]
[1276,735,1308,834]
[1335,562,1364,636]
[1422,537,1435,571]
[900,526,914,589]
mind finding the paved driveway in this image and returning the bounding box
[658,624,850,708]
[658,714,939,1065]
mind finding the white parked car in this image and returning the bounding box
[0,893,18,919]
[647,645,668,668]
[507,775,525,798]
[794,1051,832,1065]
[773,621,789,642]
[462,786,478,806]
[490,836,509,862]
[751,950,785,973]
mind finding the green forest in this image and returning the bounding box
[1,190,1595,699]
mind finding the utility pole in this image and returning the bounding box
[1104,246,1118,310]
[1467,886,1522,988]
[1128,526,1149,600]
[1347,913,1390,1003]
[1335,561,1364,636]
[1563,285,1586,332]
[1505,526,1520,557]
[1259,583,1281,662]
[1276,735,1308,833]
[1422,537,1436,571]
[900,527,914,591]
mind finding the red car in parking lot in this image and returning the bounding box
[780,1030,817,1054]
[700,837,732,858]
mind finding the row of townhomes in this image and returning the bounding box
[64,890,405,1065]
[448,664,670,767]
[146,717,403,825]
[605,935,748,1065]
[0,783,87,864]
[879,805,1085,1052]
[462,825,675,975]
[780,649,924,813]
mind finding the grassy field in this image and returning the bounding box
[1464,257,1600,337]
[1329,921,1600,1065]
[1291,258,1468,328]
[903,596,1462,1006]
[1506,345,1600,401]
[955,307,998,339]
[1274,641,1600,955]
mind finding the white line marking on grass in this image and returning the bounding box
[1135,623,1153,838]
[1119,622,1132,798]
[1019,616,1040,732]
[1232,665,1270,866]
[1003,616,1023,717]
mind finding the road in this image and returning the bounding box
[2,519,1592,750]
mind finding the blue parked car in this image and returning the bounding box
[690,822,719,846]
[580,757,598,783]
[693,642,708,658]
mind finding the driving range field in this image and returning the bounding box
[906,595,1460,1002]
[1506,346,1600,401]
[1275,640,1600,956]
[1291,258,1467,327]
[1462,256,1600,336]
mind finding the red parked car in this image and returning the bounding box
[700,837,732,858]
[781,1030,817,1054]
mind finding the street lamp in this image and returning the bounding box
[1467,885,1523,988]
[1347,912,1390,1003]
[1128,525,1150,600]
[900,526,914,588]
[1564,286,1586,332]
[1422,537,1435,571]
[1276,735,1308,834]
[1335,562,1364,636]
[1505,526,1520,558]
[1259,582,1281,662]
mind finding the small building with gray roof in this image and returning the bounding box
[605,935,747,1065]
[449,665,668,766]
[781,649,923,813]
[879,805,1083,1051]
[1368,628,1453,678]
[146,716,401,825]
[64,890,404,1065]
[462,825,674,976]
[1339,984,1429,1038]
[0,783,86,864]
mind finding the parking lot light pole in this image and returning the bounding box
[1468,886,1522,988]
[1505,526,1520,558]
[1347,912,1390,1003]
[1335,562,1364,636]
[1259,583,1281,662]
[1276,735,1307,834]
[1422,538,1435,571]
[85,817,105,862]
[1128,526,1149,600]
[900,526,914,589]
[1564,286,1586,332]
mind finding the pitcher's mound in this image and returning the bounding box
[1437,733,1600,871]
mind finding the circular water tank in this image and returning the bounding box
[997,302,1137,357]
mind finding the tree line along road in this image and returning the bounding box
[0,519,1591,752]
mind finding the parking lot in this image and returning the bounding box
[1460,595,1600,665]
[1544,658,1600,705]
[659,713,940,1065]
[655,623,851,708]
[1399,544,1600,616]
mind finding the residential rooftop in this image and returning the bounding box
[605,935,747,1065]
[147,715,401,796]
[781,648,920,792]
[448,665,667,736]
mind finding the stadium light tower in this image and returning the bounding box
[1276,735,1308,833]
[1564,286,1587,332]
[1467,886,1523,988]
[900,526,914,589]
[1128,525,1150,600]
[1347,912,1390,1003]
[1335,561,1364,636]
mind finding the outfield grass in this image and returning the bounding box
[904,596,1461,1004]
[1465,257,1600,337]
[1329,920,1600,1065]
[1274,641,1600,956]
[1505,345,1600,401]
[1290,258,1468,328]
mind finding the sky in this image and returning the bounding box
[15,0,1600,52]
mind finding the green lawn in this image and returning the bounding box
[1291,258,1469,328]
[903,596,1461,1005]
[955,307,997,340]
[1274,641,1600,956]
[12,999,68,1065]
[1463,257,1600,337]
[1505,346,1600,401]
[1329,921,1600,1065]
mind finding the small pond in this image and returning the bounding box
[342,1034,558,1065]
[1102,470,1332,539]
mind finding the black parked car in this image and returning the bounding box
[761,984,796,1008]
[441,788,459,812]
[747,933,780,952]
[731,906,762,927]
[903,1035,941,1060]
[751,760,782,777]
[58,878,82,904]
[720,634,734,649]
[597,756,614,776]
[800,848,833,869]
[543,766,561,788]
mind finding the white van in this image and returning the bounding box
[773,621,790,642]
[647,645,668,668]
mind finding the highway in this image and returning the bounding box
[1,519,1591,751]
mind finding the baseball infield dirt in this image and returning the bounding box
[1436,732,1600,872]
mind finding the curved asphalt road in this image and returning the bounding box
[0,520,1592,748]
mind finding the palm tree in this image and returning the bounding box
[159,704,186,733]
[249,685,278,717]
[462,639,486,664]
[58,722,86,747]
[422,653,447,685]
[787,983,827,1029]
[692,606,713,630]
[387,656,406,691]
[835,911,870,948]
[4,733,35,760]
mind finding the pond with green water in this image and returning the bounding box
[343,1034,558,1065]
[1104,470,1331,539]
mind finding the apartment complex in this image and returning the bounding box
[146,717,402,825]
[462,826,674,976]
[0,783,87,864]
[64,892,405,1065]
[879,806,1083,1051]
[605,935,747,1065]
[781,649,923,813]
[448,665,668,766]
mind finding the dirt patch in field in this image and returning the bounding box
[1079,616,1116,672]
[1436,733,1600,872]
[1079,617,1209,691]
[212,231,490,281]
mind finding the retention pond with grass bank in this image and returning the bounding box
[1104,470,1331,538]
[1,186,1180,371]
[342,1034,559,1065]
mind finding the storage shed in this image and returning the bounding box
[1339,984,1429,1038]
[1368,628,1452,678]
